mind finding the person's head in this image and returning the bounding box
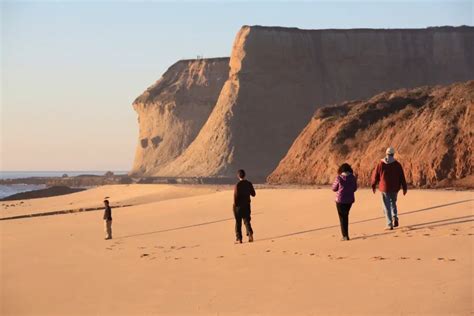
[337,163,353,175]
[237,169,246,180]
[103,199,109,206]
[386,147,395,156]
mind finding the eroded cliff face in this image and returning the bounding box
[267,81,474,187]
[130,58,229,176]
[155,26,474,179]
[133,26,474,179]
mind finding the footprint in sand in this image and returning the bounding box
[193,257,199,260]
[423,234,430,236]
[399,256,409,260]
[416,258,421,261]
[393,235,399,238]
[106,247,113,250]
[174,257,181,260]
[335,256,346,260]
[177,246,186,250]
[140,253,150,258]
[309,253,315,256]
[450,233,457,236]
[266,250,271,253]
[372,256,387,260]
[448,258,456,261]
[217,256,224,259]
[294,252,299,255]
[437,257,445,261]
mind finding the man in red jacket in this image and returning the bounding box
[371,147,408,230]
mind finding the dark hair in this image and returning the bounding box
[337,163,353,174]
[237,169,246,178]
[103,199,109,204]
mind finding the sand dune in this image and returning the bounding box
[1,185,473,315]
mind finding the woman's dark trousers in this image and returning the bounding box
[336,203,352,238]
[234,204,253,241]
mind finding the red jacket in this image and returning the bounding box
[371,159,407,193]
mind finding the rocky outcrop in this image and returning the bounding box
[267,81,474,188]
[130,58,229,176]
[133,26,474,179]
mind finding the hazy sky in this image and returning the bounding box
[1,0,472,171]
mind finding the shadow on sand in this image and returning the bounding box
[116,199,472,241]
[350,215,474,240]
[117,212,264,239]
[256,199,473,242]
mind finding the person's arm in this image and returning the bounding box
[400,164,408,195]
[233,184,238,206]
[331,176,339,192]
[371,163,380,193]
[354,175,358,192]
[250,182,256,197]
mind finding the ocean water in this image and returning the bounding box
[0,171,127,180]
[0,184,48,199]
[0,171,127,199]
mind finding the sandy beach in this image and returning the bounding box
[0,184,472,315]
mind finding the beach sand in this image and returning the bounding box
[1,185,472,315]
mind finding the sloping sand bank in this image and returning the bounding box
[1,185,472,315]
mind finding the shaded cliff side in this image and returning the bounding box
[130,57,229,176]
[267,81,474,188]
[155,26,474,179]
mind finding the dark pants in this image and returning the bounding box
[234,204,253,240]
[336,203,352,238]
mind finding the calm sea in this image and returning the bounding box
[0,171,127,199]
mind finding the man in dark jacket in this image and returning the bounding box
[233,169,256,243]
[371,147,408,230]
[103,199,112,240]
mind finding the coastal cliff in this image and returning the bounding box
[130,58,229,176]
[133,26,474,179]
[267,81,474,187]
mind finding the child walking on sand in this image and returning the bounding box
[103,199,112,240]
[332,163,357,241]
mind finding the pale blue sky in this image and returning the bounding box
[1,0,472,171]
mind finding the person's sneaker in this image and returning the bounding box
[105,237,112,240]
[393,217,399,227]
[341,236,349,241]
[235,239,242,244]
[248,234,254,243]
[384,226,393,231]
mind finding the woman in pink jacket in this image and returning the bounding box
[332,163,358,241]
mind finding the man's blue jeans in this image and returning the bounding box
[382,192,398,226]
